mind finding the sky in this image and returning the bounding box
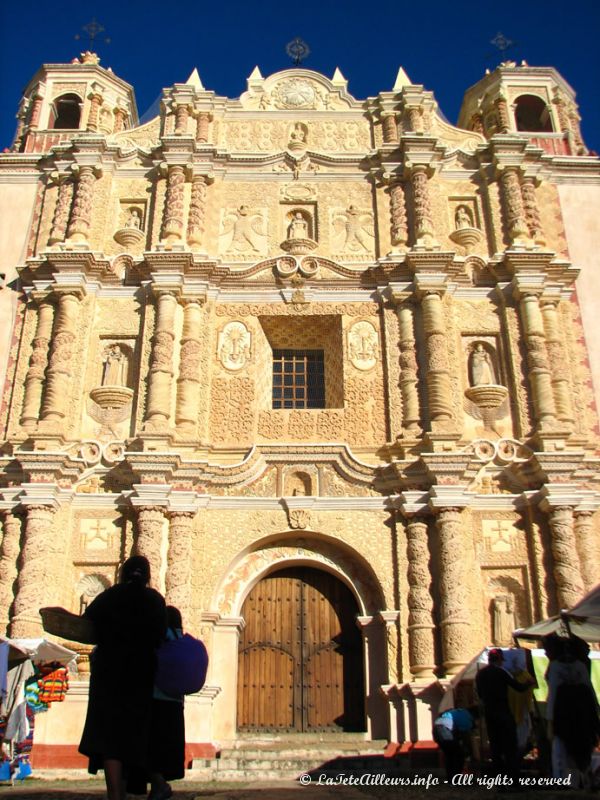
[1,0,599,152]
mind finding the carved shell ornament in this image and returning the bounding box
[273,79,317,109]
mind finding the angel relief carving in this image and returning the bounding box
[332,206,375,255]
[219,205,267,255]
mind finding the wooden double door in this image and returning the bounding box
[237,566,365,732]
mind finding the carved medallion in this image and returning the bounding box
[348,320,379,370]
[217,321,251,371]
[273,79,316,109]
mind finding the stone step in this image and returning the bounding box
[218,746,384,760]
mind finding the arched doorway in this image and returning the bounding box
[237,566,365,732]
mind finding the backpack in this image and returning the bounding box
[155,633,209,696]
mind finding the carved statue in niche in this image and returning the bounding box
[218,321,251,371]
[333,206,375,253]
[102,344,128,386]
[492,594,516,646]
[470,343,495,386]
[455,205,473,230]
[220,205,266,253]
[125,206,142,229]
[288,211,309,239]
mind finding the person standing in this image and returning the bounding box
[432,706,479,778]
[475,648,534,781]
[79,556,166,800]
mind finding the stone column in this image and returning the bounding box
[546,506,584,608]
[133,506,165,589]
[40,292,81,423]
[396,302,421,433]
[410,166,435,244]
[574,512,600,593]
[113,106,127,133]
[405,517,435,679]
[175,299,203,430]
[499,168,529,243]
[21,299,54,429]
[0,511,22,634]
[541,300,574,428]
[166,511,195,618]
[407,106,423,133]
[518,292,557,430]
[421,291,453,422]
[86,90,103,132]
[145,291,177,428]
[10,504,57,637]
[29,94,44,129]
[161,165,186,243]
[521,176,545,245]
[66,165,98,243]
[186,175,208,247]
[195,112,211,144]
[381,113,398,144]
[380,611,400,684]
[495,96,510,133]
[436,507,469,675]
[174,104,190,135]
[48,176,74,245]
[389,181,408,251]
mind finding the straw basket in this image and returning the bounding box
[40,607,97,645]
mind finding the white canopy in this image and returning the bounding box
[1,636,78,667]
[513,583,600,643]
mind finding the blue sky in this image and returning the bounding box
[1,0,599,152]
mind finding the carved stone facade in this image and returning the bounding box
[0,55,599,762]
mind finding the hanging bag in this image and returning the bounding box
[155,633,208,696]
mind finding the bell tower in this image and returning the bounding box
[11,51,138,154]
[458,61,586,156]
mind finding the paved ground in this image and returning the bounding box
[0,777,594,799]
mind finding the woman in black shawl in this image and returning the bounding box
[79,556,166,800]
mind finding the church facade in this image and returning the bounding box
[0,52,599,764]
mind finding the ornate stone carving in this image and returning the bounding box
[195,112,211,143]
[421,293,453,422]
[219,205,267,255]
[546,506,584,609]
[0,512,21,634]
[518,294,557,431]
[396,303,421,434]
[410,167,435,244]
[574,512,600,593]
[347,320,379,372]
[67,166,98,243]
[48,178,73,245]
[499,168,528,243]
[176,300,203,430]
[389,182,408,251]
[187,176,208,248]
[134,506,165,590]
[464,342,508,434]
[272,78,317,109]
[40,292,81,425]
[145,292,177,428]
[217,321,252,371]
[436,507,470,674]
[491,594,516,646]
[174,104,190,135]
[11,505,57,637]
[166,511,195,617]
[521,177,545,245]
[406,518,435,679]
[381,113,398,144]
[331,206,375,256]
[21,300,54,429]
[161,165,186,243]
[541,301,574,428]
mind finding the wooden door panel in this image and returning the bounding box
[237,566,365,732]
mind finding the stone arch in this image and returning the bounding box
[213,532,386,617]
[514,94,553,132]
[51,93,82,129]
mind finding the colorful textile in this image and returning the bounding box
[37,665,69,704]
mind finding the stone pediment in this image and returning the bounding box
[239,68,359,111]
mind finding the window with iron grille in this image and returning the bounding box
[272,349,325,409]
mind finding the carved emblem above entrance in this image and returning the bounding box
[273,79,317,109]
[218,321,252,371]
